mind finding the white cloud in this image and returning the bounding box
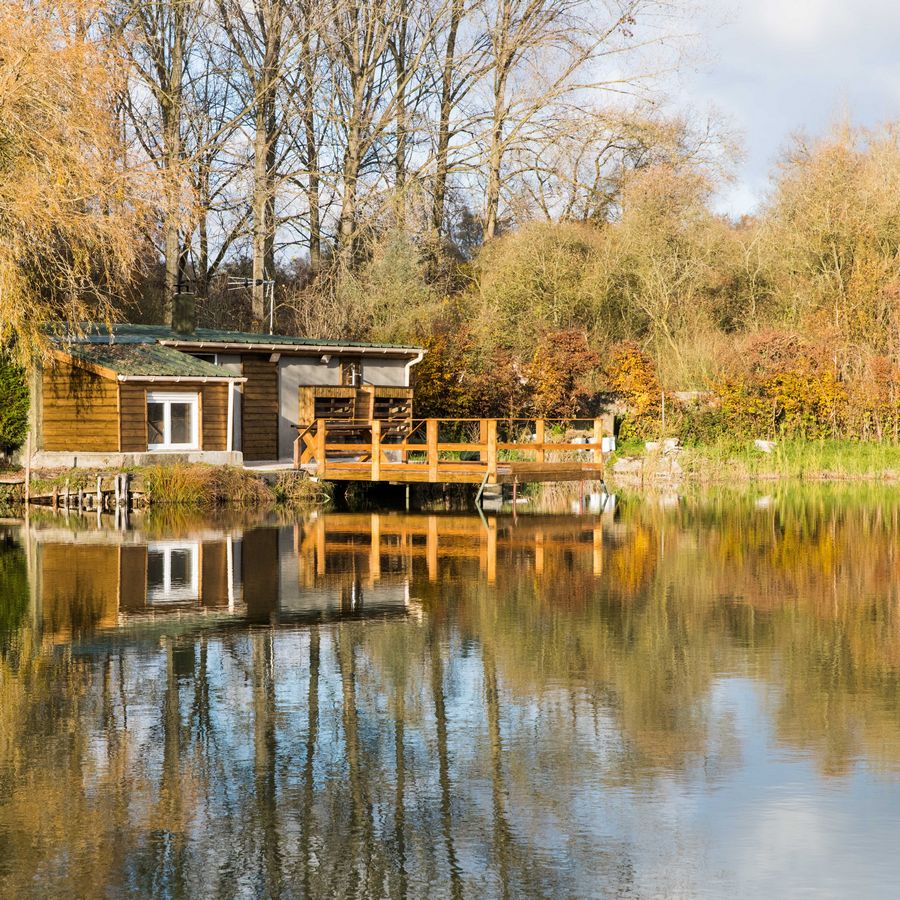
[680,0,900,214]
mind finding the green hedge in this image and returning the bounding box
[0,360,29,457]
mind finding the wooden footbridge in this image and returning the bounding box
[293,417,607,485]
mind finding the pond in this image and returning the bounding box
[2,486,900,897]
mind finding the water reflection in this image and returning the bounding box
[3,487,900,897]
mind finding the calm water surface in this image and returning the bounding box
[2,486,900,898]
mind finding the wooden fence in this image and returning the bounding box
[293,418,606,484]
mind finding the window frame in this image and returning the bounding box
[146,541,200,604]
[147,390,200,451]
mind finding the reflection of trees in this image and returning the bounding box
[6,488,900,893]
[0,532,27,650]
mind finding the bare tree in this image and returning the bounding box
[113,0,201,323]
[217,0,295,329]
[476,0,679,241]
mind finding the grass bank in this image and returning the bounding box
[14,464,331,509]
[610,438,900,484]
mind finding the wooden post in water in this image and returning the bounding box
[427,515,439,582]
[315,419,327,480]
[316,516,326,576]
[486,517,497,585]
[535,419,545,463]
[427,419,438,482]
[369,513,381,581]
[486,420,498,482]
[371,419,382,481]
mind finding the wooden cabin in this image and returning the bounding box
[30,324,424,467]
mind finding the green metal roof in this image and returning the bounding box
[75,323,422,352]
[65,342,238,379]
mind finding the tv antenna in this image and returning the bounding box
[226,273,276,332]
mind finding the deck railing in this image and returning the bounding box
[293,417,606,482]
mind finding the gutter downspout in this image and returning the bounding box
[404,349,426,387]
[226,379,235,453]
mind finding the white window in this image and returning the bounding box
[147,541,200,604]
[147,391,199,450]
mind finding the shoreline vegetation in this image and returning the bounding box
[0,464,332,511]
[4,440,900,514]
[608,439,900,486]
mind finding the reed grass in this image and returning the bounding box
[142,464,273,506]
[616,439,900,483]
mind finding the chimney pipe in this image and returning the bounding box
[173,293,196,336]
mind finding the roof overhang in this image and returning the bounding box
[116,374,247,383]
[160,339,424,358]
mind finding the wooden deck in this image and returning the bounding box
[293,418,607,485]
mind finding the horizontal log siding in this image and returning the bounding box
[41,360,119,452]
[120,382,230,452]
[242,356,278,460]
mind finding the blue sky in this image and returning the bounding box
[684,0,900,216]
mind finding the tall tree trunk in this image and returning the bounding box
[432,0,462,236]
[252,113,271,330]
[339,118,362,267]
[484,0,513,242]
[484,74,508,242]
[392,3,409,229]
[300,25,321,273]
[160,3,185,326]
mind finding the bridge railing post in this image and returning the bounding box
[316,418,327,479]
[371,419,382,480]
[593,417,603,467]
[427,418,438,482]
[535,418,545,463]
[486,419,498,482]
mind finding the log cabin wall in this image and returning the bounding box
[118,382,230,452]
[41,358,120,452]
[40,544,121,635]
[241,355,279,460]
[201,541,229,607]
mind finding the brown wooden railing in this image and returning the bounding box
[293,417,606,483]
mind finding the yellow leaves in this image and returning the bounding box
[0,0,146,367]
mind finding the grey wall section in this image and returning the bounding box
[361,358,409,387]
[277,356,342,459]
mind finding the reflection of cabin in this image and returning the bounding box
[31,324,424,467]
[27,521,415,640]
[33,531,241,639]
